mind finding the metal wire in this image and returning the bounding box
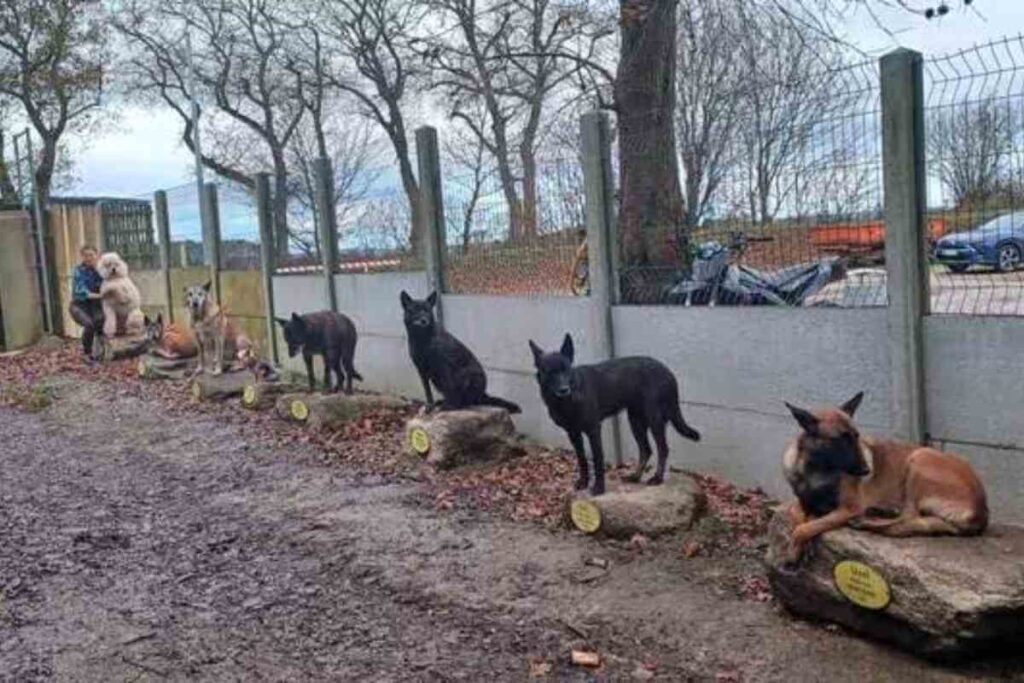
[926,35,1024,316]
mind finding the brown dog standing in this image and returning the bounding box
[781,392,988,562]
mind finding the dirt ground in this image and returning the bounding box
[1,365,1023,681]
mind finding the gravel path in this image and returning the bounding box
[0,378,1020,681]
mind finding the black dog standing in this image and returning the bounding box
[529,334,701,495]
[276,311,362,394]
[400,290,520,413]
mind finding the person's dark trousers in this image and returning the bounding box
[69,300,105,357]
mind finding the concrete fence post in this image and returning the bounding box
[881,48,928,444]
[202,182,223,306]
[581,110,623,466]
[416,126,447,326]
[313,157,339,313]
[154,190,174,323]
[256,173,279,364]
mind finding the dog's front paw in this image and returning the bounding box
[574,476,589,491]
[589,481,606,496]
[645,474,665,486]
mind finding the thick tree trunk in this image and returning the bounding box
[615,0,686,271]
[272,160,291,261]
[520,148,539,239]
[0,130,17,203]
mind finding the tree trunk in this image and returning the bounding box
[0,130,17,203]
[520,147,539,239]
[615,0,685,270]
[272,159,290,261]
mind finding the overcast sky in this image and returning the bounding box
[72,2,1024,198]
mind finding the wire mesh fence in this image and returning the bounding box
[617,60,886,307]
[925,36,1024,316]
[441,157,585,296]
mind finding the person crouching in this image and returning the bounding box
[69,244,105,362]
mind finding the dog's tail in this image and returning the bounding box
[669,403,701,442]
[480,394,522,414]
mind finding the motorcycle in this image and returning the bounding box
[663,232,846,307]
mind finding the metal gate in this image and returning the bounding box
[99,200,157,270]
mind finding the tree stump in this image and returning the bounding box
[564,476,706,539]
[100,335,149,361]
[275,392,408,428]
[405,407,524,470]
[241,381,303,411]
[189,370,251,402]
[137,355,197,380]
[765,507,1024,660]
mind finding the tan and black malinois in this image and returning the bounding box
[781,392,988,562]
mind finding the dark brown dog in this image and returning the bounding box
[781,392,988,562]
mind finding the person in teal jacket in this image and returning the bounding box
[69,245,105,361]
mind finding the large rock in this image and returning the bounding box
[564,476,706,539]
[189,370,252,401]
[405,407,524,469]
[766,507,1024,660]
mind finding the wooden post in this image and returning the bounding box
[581,110,623,467]
[415,126,447,325]
[202,182,223,305]
[256,173,279,363]
[881,49,928,444]
[313,157,339,312]
[154,190,174,323]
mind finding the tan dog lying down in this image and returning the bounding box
[782,392,988,562]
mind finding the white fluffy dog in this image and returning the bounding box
[96,252,145,337]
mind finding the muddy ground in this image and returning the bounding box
[1,362,1023,681]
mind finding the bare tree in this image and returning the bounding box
[286,116,382,261]
[419,0,597,241]
[317,0,425,252]
[0,0,107,203]
[444,116,494,249]
[928,98,1013,208]
[734,5,850,225]
[675,0,744,231]
[0,96,18,202]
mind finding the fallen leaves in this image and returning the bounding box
[688,472,775,546]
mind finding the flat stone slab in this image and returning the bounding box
[765,507,1024,661]
[565,476,706,540]
[405,407,523,470]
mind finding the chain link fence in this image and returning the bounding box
[617,60,886,307]
[926,36,1024,316]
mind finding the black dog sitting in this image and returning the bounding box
[276,311,362,394]
[529,334,701,495]
[400,290,520,413]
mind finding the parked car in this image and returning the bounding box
[933,213,1024,273]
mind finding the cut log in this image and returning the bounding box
[275,392,408,428]
[137,355,197,380]
[765,507,1024,661]
[405,407,524,470]
[189,370,252,402]
[241,381,302,411]
[564,475,706,539]
[99,335,149,361]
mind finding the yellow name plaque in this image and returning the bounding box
[833,560,891,610]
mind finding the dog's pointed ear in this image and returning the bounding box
[290,312,304,327]
[426,290,438,308]
[202,280,212,292]
[559,333,574,364]
[785,402,819,435]
[400,290,412,310]
[143,315,151,326]
[156,313,163,324]
[840,391,864,418]
[528,340,544,367]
